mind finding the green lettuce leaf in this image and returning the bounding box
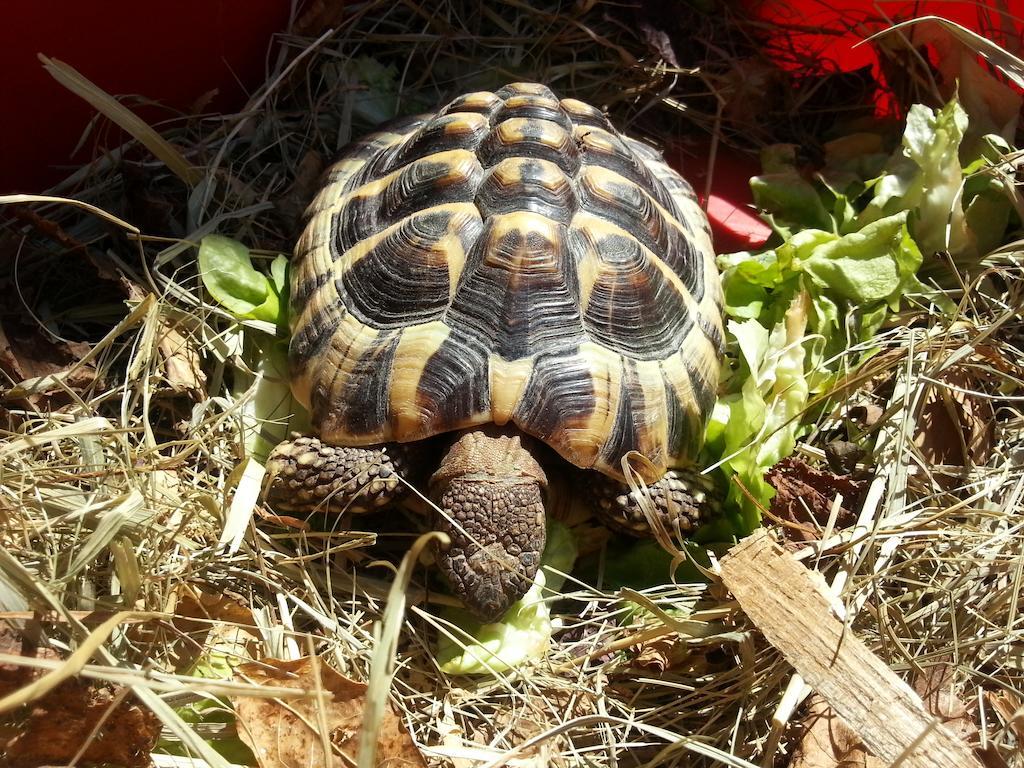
[818,132,890,203]
[861,98,970,257]
[711,215,922,528]
[705,292,811,533]
[797,212,922,306]
[162,630,256,765]
[707,96,1011,538]
[197,234,307,460]
[198,234,282,325]
[750,144,832,235]
[437,520,577,675]
[233,335,310,462]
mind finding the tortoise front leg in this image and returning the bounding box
[591,468,717,537]
[265,435,410,514]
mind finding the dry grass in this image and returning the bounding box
[1,1,1023,766]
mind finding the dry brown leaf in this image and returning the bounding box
[720,58,785,128]
[0,621,159,768]
[2,680,159,768]
[171,584,257,631]
[823,440,866,475]
[766,457,866,544]
[789,695,883,768]
[231,656,426,768]
[913,662,977,745]
[0,320,95,409]
[788,665,1006,768]
[878,19,1021,141]
[470,687,597,768]
[915,368,994,468]
[636,18,679,68]
[292,0,349,37]
[986,689,1024,739]
[169,587,258,672]
[126,586,257,673]
[254,504,313,530]
[157,323,207,395]
[847,403,883,428]
[627,633,717,675]
[4,206,132,292]
[632,633,677,673]
[913,663,1009,768]
[0,622,51,698]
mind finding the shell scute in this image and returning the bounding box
[478,118,580,174]
[439,91,503,118]
[575,166,704,302]
[340,208,476,328]
[573,228,693,361]
[329,149,481,256]
[386,113,490,171]
[512,349,602,465]
[414,330,491,432]
[558,97,614,130]
[475,158,576,223]
[495,82,556,100]
[445,213,584,361]
[493,95,573,132]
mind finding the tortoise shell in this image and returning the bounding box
[289,82,724,482]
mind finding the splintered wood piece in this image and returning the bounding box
[718,530,983,768]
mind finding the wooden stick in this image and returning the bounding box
[719,530,983,768]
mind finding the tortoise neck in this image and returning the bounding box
[429,427,548,490]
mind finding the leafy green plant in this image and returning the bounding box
[198,235,287,326]
[704,95,1016,535]
[197,235,304,461]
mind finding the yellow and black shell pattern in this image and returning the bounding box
[289,83,724,483]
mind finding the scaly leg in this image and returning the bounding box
[591,467,717,537]
[265,435,410,514]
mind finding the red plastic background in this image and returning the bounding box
[2,1,1020,248]
[1,0,290,193]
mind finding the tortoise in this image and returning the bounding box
[266,82,724,622]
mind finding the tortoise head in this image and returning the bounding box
[429,428,548,622]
